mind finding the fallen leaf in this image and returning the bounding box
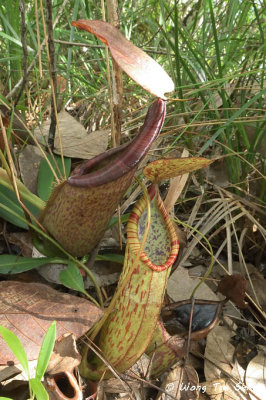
[167,266,219,302]
[216,262,266,310]
[130,353,151,379]
[202,378,225,399]
[72,20,174,99]
[217,274,248,309]
[18,145,43,195]
[157,364,199,400]
[0,281,103,364]
[46,333,81,375]
[101,377,140,393]
[6,232,33,258]
[35,110,108,159]
[204,325,247,400]
[204,325,241,377]
[143,157,213,183]
[245,346,266,400]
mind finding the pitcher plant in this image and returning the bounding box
[0,18,216,385]
[39,99,166,257]
[80,184,179,380]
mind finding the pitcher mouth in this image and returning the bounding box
[162,299,224,340]
[68,142,129,188]
[126,185,179,272]
[68,99,166,188]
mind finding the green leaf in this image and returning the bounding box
[29,378,49,400]
[38,154,71,202]
[0,255,62,274]
[0,397,13,400]
[35,321,56,380]
[97,254,124,264]
[32,234,67,258]
[199,89,266,154]
[0,326,29,378]
[0,93,9,106]
[59,261,86,293]
[0,168,44,229]
[0,31,33,52]
[107,213,130,229]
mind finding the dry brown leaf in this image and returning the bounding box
[181,365,200,400]
[72,20,174,99]
[157,364,199,400]
[35,110,108,159]
[167,266,219,302]
[217,274,248,309]
[204,325,247,400]
[202,378,225,400]
[0,281,103,364]
[101,377,140,394]
[229,262,266,309]
[245,346,266,400]
[46,333,81,375]
[18,145,43,195]
[6,232,33,258]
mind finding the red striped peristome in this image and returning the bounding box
[126,184,179,272]
[68,99,166,188]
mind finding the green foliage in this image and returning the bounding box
[155,0,265,198]
[59,260,87,294]
[35,321,57,380]
[0,1,263,199]
[0,168,44,229]
[0,326,30,377]
[0,322,56,400]
[38,154,71,202]
[0,254,65,274]
[97,253,124,264]
[29,378,49,400]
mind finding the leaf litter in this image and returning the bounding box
[34,109,109,159]
[0,281,103,365]
[1,167,265,399]
[1,141,265,399]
